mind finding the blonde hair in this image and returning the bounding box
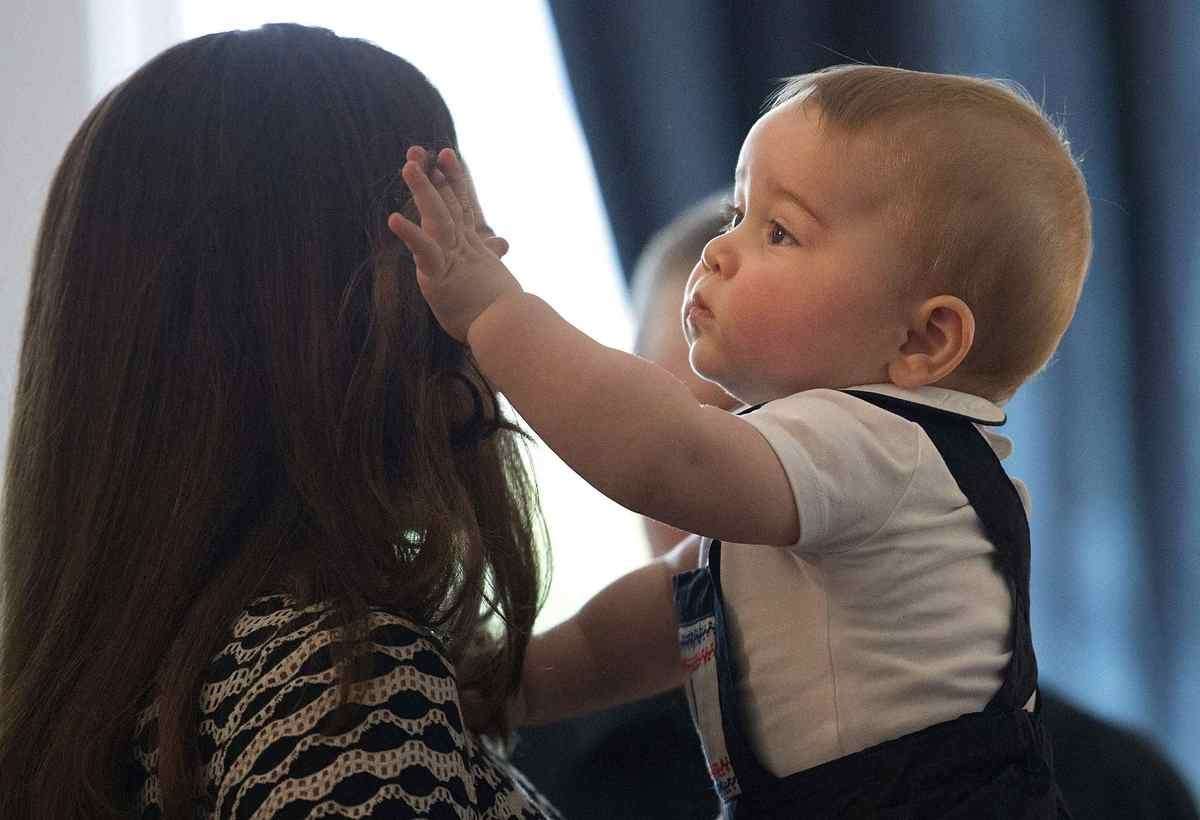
[772,65,1092,400]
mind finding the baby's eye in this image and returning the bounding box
[718,203,743,234]
[768,221,795,245]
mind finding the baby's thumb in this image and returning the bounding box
[483,235,510,258]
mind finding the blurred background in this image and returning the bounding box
[3,0,1196,799]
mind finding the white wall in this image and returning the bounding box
[1,1,94,465]
[0,0,210,472]
[2,4,648,628]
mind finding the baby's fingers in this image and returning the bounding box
[401,157,457,247]
[437,149,478,231]
[430,164,469,229]
[387,212,446,278]
[409,146,468,230]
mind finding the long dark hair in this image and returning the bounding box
[0,24,545,818]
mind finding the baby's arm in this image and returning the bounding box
[388,148,798,547]
[518,534,700,726]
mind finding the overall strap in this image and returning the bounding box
[843,390,1038,712]
[682,393,1059,818]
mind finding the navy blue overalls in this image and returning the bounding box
[673,391,1070,818]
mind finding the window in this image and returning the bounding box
[93,1,651,628]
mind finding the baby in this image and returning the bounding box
[390,65,1090,818]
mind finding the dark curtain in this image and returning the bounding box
[548,0,1199,796]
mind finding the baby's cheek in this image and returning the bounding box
[734,298,806,356]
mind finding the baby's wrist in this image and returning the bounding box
[466,290,538,352]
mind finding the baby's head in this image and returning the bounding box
[685,65,1091,404]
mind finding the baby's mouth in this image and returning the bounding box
[685,293,712,320]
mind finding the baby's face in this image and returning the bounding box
[682,101,913,404]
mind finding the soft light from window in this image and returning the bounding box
[170,1,648,628]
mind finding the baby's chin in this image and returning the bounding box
[712,381,781,407]
[685,374,741,411]
[731,379,842,405]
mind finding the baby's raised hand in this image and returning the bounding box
[387,147,521,342]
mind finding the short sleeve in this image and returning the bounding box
[207,606,560,819]
[125,595,561,819]
[738,389,921,553]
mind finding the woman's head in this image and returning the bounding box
[1,24,543,818]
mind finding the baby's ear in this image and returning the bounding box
[887,296,975,389]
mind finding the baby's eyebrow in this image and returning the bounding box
[777,186,827,228]
[733,166,826,228]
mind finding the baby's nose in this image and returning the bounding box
[700,237,723,274]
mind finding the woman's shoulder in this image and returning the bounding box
[130,593,561,819]
[223,591,453,685]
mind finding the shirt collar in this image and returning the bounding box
[843,383,1007,426]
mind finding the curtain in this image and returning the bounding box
[548,0,1200,794]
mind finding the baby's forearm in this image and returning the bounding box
[468,293,707,520]
[519,549,691,726]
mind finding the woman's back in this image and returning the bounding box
[129,594,558,818]
[0,23,547,818]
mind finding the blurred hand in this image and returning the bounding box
[387,146,521,342]
[457,682,527,738]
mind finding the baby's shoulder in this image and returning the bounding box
[751,388,923,456]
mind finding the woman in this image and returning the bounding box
[0,23,557,818]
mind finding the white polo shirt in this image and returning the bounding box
[708,384,1023,777]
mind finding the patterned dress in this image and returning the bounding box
[128,594,562,819]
